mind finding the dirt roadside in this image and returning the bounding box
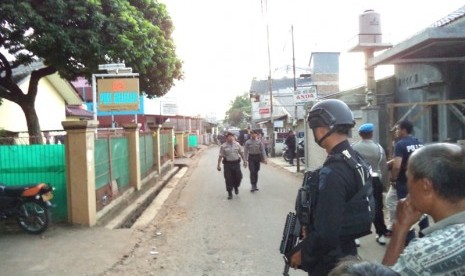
[0,147,204,276]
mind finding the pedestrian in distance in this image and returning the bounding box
[285,130,296,165]
[390,120,428,244]
[352,123,390,246]
[382,143,465,275]
[217,132,247,200]
[258,132,269,157]
[288,99,374,276]
[243,130,267,192]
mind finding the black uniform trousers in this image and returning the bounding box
[223,160,242,192]
[248,154,261,187]
[372,177,387,236]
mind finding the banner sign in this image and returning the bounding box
[294,85,317,105]
[97,78,140,111]
[259,107,270,114]
[161,102,178,116]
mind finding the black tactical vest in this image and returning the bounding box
[295,150,375,240]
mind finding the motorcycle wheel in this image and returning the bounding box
[283,151,290,162]
[16,200,50,234]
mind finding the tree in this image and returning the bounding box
[224,93,251,129]
[0,0,182,143]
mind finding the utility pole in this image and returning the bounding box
[291,25,300,172]
[263,0,275,157]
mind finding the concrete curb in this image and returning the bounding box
[104,166,180,230]
[131,167,189,229]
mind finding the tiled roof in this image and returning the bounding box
[65,105,93,118]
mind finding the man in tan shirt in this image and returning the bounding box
[217,132,247,200]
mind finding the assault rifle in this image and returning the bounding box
[279,212,301,276]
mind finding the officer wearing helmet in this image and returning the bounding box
[288,99,374,275]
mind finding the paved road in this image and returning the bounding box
[0,145,387,276]
[107,145,387,275]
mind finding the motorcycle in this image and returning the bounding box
[283,140,305,164]
[0,182,54,234]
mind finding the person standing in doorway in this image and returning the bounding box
[285,130,296,165]
[390,120,428,244]
[352,123,390,245]
[217,132,247,200]
[243,130,267,192]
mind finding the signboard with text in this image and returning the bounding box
[161,102,178,116]
[97,78,140,111]
[294,85,317,105]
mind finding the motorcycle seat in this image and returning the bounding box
[0,184,38,197]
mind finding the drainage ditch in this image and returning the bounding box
[118,165,184,229]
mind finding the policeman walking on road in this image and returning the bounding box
[243,130,267,192]
[217,132,247,200]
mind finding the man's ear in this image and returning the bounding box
[421,178,434,195]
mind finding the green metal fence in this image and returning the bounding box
[95,134,130,211]
[0,144,67,222]
[139,133,154,177]
[188,134,198,148]
[160,130,171,164]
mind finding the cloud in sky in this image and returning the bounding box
[161,0,465,118]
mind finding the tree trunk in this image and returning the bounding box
[20,101,43,144]
[0,55,57,144]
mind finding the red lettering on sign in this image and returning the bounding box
[112,80,126,91]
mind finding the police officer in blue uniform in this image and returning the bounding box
[390,120,428,243]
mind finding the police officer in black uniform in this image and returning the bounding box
[289,99,372,275]
[217,132,247,200]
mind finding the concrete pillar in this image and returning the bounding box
[123,123,141,190]
[62,120,99,226]
[151,124,162,174]
[183,131,189,153]
[175,131,185,157]
[165,127,175,161]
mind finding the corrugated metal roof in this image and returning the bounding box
[430,5,465,28]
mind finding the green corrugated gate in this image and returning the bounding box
[0,145,67,222]
[94,138,130,190]
[188,134,198,148]
[139,133,154,177]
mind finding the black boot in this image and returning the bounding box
[251,184,258,192]
[227,191,233,200]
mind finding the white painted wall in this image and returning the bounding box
[0,76,67,132]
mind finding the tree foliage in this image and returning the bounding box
[0,0,183,143]
[225,93,251,129]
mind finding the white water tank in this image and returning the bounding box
[359,10,382,43]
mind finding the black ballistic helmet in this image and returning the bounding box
[307,99,355,129]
